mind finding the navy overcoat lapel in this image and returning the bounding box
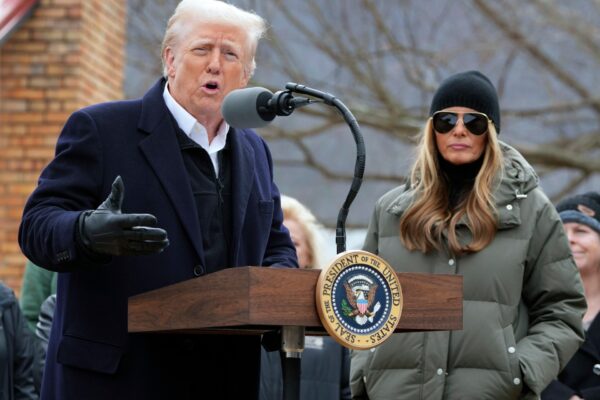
[136,79,205,264]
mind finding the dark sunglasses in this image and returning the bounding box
[432,111,490,136]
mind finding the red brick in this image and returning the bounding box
[10,42,48,53]
[43,112,70,123]
[5,89,45,99]
[0,100,28,112]
[27,125,59,135]
[29,76,63,88]
[35,7,68,19]
[0,125,27,135]
[32,29,65,41]
[1,113,44,123]
[0,0,126,289]
[47,64,78,75]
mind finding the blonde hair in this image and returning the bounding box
[281,195,327,269]
[161,0,267,78]
[399,118,503,255]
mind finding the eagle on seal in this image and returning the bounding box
[344,281,378,317]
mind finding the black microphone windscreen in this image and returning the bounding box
[221,87,275,129]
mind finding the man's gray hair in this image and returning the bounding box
[161,0,267,78]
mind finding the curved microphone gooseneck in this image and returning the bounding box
[284,83,366,254]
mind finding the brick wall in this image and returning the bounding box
[0,0,126,294]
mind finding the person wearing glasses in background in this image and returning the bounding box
[542,192,600,400]
[350,70,586,400]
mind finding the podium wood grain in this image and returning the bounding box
[128,267,462,334]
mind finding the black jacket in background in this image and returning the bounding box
[0,282,38,400]
[260,336,350,400]
[542,313,600,400]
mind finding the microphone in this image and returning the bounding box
[225,82,366,254]
[221,87,312,128]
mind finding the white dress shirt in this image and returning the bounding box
[163,84,229,175]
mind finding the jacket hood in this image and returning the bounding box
[0,282,17,309]
[495,140,539,204]
[388,141,539,226]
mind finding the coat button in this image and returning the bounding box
[193,265,205,276]
[508,346,516,354]
[506,204,513,210]
[513,378,521,385]
[594,364,600,375]
[448,259,455,266]
[436,368,444,375]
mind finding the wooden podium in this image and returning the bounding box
[128,266,462,334]
[128,267,461,400]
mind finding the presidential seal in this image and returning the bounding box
[316,250,402,350]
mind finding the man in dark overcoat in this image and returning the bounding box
[19,1,297,398]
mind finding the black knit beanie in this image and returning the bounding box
[556,191,600,234]
[429,70,501,133]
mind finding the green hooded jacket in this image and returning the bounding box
[350,142,586,400]
[19,260,57,332]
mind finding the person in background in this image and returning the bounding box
[0,281,38,400]
[35,294,56,372]
[17,1,297,399]
[350,70,586,400]
[260,195,351,400]
[542,192,600,400]
[18,260,56,390]
[19,260,57,333]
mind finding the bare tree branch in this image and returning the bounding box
[550,173,591,202]
[530,0,600,63]
[516,143,600,173]
[276,140,407,184]
[471,0,600,113]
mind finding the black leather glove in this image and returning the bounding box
[77,176,169,256]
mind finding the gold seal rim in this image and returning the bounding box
[315,250,403,350]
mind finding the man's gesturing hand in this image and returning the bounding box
[77,176,169,256]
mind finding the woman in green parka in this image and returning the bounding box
[350,71,586,400]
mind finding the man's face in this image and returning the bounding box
[164,21,250,122]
